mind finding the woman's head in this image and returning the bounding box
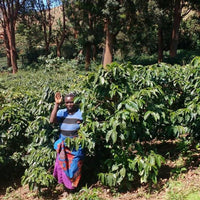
[64,93,76,114]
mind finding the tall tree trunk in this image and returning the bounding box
[7,27,18,73]
[6,50,11,68]
[56,3,66,57]
[3,25,11,67]
[170,0,182,58]
[85,43,91,70]
[56,42,61,58]
[41,1,52,55]
[0,0,26,73]
[3,13,18,73]
[10,17,18,73]
[103,19,113,68]
[56,34,65,57]
[158,26,163,63]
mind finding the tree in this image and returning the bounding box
[31,0,54,55]
[102,1,153,67]
[16,0,44,64]
[170,0,192,58]
[79,0,103,70]
[170,0,183,57]
[0,0,26,73]
[54,2,66,57]
[148,0,171,63]
[65,0,104,70]
[67,0,130,69]
[101,0,122,68]
[102,18,114,68]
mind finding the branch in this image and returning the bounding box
[181,8,191,18]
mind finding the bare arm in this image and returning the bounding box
[50,103,59,123]
[50,92,62,124]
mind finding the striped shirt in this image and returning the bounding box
[57,108,83,138]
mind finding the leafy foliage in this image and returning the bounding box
[72,185,104,200]
[1,57,200,191]
[76,58,200,187]
[0,57,86,191]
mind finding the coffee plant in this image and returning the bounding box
[1,56,200,191]
[76,58,200,187]
[0,57,86,191]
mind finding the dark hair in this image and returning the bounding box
[65,92,76,98]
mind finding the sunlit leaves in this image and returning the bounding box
[79,58,200,187]
[128,151,165,184]
[2,56,200,191]
[0,59,86,191]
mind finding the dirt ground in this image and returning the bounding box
[0,167,199,200]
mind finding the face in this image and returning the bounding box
[64,96,75,113]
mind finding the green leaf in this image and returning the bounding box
[106,130,112,143]
[111,130,118,144]
[112,164,119,171]
[149,155,155,166]
[99,76,105,85]
[119,167,126,177]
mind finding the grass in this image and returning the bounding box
[166,171,200,200]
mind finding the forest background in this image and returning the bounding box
[0,0,200,73]
[1,0,200,200]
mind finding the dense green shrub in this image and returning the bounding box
[1,56,200,191]
[76,58,200,187]
[0,58,86,191]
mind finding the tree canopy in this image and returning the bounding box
[0,0,200,72]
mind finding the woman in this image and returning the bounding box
[50,92,84,190]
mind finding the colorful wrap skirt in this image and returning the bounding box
[53,138,84,189]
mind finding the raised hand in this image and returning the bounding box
[55,92,62,104]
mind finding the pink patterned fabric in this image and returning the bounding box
[53,154,75,190]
